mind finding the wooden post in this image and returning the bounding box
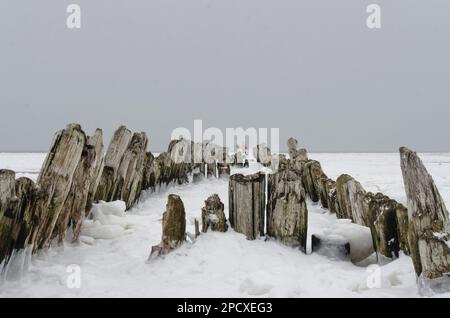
[33,124,86,251]
[52,142,98,243]
[254,143,272,166]
[362,193,403,258]
[267,169,308,252]
[85,129,104,213]
[112,132,148,210]
[228,173,265,240]
[302,160,326,203]
[0,170,17,265]
[10,177,38,252]
[150,194,186,257]
[400,147,450,280]
[95,126,132,202]
[201,194,228,233]
[319,177,338,213]
[287,137,308,161]
[335,174,366,221]
[141,152,156,191]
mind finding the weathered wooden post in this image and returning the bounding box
[0,170,17,265]
[362,193,404,258]
[194,219,200,238]
[9,177,38,252]
[95,126,132,202]
[141,152,156,191]
[302,160,326,203]
[318,177,338,213]
[150,194,186,257]
[0,177,38,276]
[112,132,148,209]
[254,143,272,166]
[234,150,246,167]
[228,173,265,240]
[0,170,15,216]
[266,169,308,252]
[85,129,104,213]
[201,194,228,233]
[400,147,450,285]
[33,124,86,251]
[52,142,98,243]
[218,146,232,178]
[287,137,308,161]
[335,174,366,221]
[217,163,231,178]
[396,204,410,255]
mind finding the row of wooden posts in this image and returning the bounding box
[148,135,450,289]
[227,138,450,285]
[0,124,234,270]
[1,124,450,290]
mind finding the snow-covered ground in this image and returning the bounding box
[0,153,46,180]
[0,153,449,298]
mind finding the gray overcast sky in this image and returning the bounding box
[0,0,449,152]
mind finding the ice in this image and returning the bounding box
[90,201,126,217]
[0,153,450,297]
[81,222,125,240]
[80,201,134,239]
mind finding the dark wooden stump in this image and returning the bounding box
[150,194,186,257]
[201,194,228,233]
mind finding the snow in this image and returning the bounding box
[208,214,219,223]
[0,153,46,181]
[0,153,450,298]
[309,214,374,263]
[309,153,450,206]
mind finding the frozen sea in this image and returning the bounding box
[0,152,449,298]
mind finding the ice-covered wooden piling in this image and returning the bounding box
[141,152,156,191]
[33,124,86,251]
[335,174,366,221]
[302,160,326,204]
[0,124,237,269]
[113,132,148,210]
[141,139,230,191]
[266,168,308,252]
[287,137,308,161]
[333,173,409,259]
[0,170,18,264]
[47,127,106,245]
[0,170,15,216]
[8,177,37,253]
[0,124,108,266]
[400,147,450,281]
[318,177,338,212]
[168,138,194,183]
[150,194,186,257]
[228,173,265,240]
[86,129,105,213]
[94,127,150,210]
[201,194,228,233]
[52,141,98,243]
[95,126,132,202]
[362,193,406,259]
[254,143,272,166]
